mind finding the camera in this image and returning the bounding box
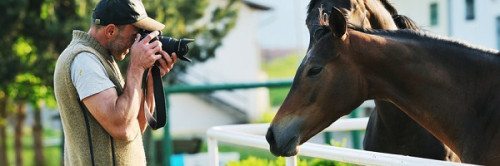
[139,30,194,62]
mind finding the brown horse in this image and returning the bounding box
[267,7,500,165]
[306,0,457,161]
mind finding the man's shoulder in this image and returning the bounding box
[71,51,114,100]
[74,52,100,64]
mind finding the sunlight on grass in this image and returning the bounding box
[262,54,303,107]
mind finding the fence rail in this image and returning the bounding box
[207,118,474,166]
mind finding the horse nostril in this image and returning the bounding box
[266,127,276,145]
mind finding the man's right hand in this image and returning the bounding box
[129,31,163,71]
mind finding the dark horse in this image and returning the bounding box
[305,0,458,161]
[266,7,500,165]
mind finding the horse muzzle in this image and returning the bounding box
[266,121,302,157]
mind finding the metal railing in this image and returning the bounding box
[207,118,473,166]
[160,80,293,165]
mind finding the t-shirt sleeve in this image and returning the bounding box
[71,52,115,100]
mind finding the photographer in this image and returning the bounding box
[54,0,177,165]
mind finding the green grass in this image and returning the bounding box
[262,54,303,107]
[5,128,62,166]
[201,141,353,166]
[262,54,302,79]
[200,142,276,160]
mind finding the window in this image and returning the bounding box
[430,3,439,26]
[465,0,475,20]
[497,16,500,49]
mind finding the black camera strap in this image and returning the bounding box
[142,66,167,130]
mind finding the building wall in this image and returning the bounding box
[449,0,500,48]
[390,0,500,49]
[185,4,269,120]
[169,2,270,137]
[390,0,449,35]
[169,94,240,137]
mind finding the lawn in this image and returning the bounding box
[262,54,303,107]
[5,128,62,166]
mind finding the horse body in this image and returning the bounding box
[267,7,500,164]
[305,0,457,161]
[349,29,500,164]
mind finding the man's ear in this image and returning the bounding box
[104,24,118,38]
[328,7,347,40]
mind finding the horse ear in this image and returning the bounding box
[329,7,347,39]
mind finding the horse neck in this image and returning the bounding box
[348,30,500,156]
[357,0,398,30]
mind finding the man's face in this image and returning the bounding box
[109,24,138,61]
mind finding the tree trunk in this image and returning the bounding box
[33,101,45,166]
[0,92,9,166]
[15,102,26,166]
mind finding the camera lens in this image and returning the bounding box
[138,30,194,62]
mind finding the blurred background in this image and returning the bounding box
[0,0,498,165]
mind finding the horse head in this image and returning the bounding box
[266,7,368,157]
[306,0,400,50]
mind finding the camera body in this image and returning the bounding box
[139,30,194,62]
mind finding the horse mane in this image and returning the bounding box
[308,0,420,30]
[378,0,398,16]
[377,0,420,30]
[392,15,420,30]
[308,0,397,16]
[307,0,321,15]
[349,25,500,56]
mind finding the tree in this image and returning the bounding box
[0,0,91,164]
[144,0,239,74]
[0,1,30,165]
[0,0,239,165]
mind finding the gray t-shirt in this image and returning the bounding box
[71,52,115,100]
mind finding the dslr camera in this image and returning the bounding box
[139,30,194,62]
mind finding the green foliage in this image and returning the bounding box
[141,0,239,75]
[329,138,348,148]
[268,88,291,107]
[262,55,302,78]
[227,156,277,166]
[227,156,352,166]
[0,0,240,101]
[254,110,277,123]
[201,142,352,166]
[200,143,276,160]
[0,0,240,164]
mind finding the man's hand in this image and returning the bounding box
[129,31,163,71]
[155,51,178,77]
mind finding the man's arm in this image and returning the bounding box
[82,32,163,141]
[82,67,144,140]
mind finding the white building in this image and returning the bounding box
[390,0,500,49]
[169,1,271,137]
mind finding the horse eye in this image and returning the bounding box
[313,27,328,41]
[307,67,323,76]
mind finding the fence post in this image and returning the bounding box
[207,137,219,166]
[285,156,297,166]
[163,94,173,166]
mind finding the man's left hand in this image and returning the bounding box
[156,51,178,77]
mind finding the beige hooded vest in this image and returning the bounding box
[54,30,146,165]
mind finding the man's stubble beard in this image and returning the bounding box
[108,36,131,61]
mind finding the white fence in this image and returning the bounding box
[207,117,474,166]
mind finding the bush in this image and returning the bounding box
[227,156,351,166]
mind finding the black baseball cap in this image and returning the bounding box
[92,0,165,31]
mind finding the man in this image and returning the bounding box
[54,0,177,165]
